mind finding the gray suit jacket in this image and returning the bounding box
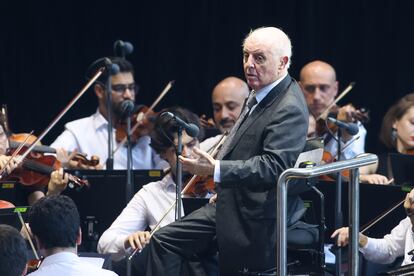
[216,75,309,274]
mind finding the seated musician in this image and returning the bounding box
[299,60,367,160]
[97,107,205,274]
[0,122,68,205]
[200,76,249,150]
[0,224,28,276]
[27,195,118,276]
[332,188,414,266]
[50,57,166,170]
[359,93,414,184]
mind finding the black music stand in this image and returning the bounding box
[0,205,30,230]
[182,197,209,215]
[63,169,163,252]
[390,153,414,186]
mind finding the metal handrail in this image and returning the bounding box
[276,153,378,276]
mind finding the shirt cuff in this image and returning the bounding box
[214,161,221,183]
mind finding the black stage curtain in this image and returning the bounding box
[1,0,414,154]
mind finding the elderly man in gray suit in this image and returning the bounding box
[144,26,309,275]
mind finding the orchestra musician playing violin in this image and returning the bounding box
[0,224,28,276]
[144,27,309,275]
[0,122,69,205]
[359,93,414,184]
[200,76,249,151]
[332,188,414,266]
[51,57,166,170]
[27,195,118,276]
[299,60,367,160]
[98,107,206,275]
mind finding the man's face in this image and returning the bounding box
[162,132,199,178]
[243,38,280,91]
[108,72,137,117]
[212,86,246,133]
[300,68,338,117]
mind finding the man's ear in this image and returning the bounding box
[279,56,289,70]
[76,227,82,246]
[333,81,339,97]
[94,83,105,100]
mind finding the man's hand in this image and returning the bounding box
[0,155,19,174]
[209,193,217,204]
[404,188,414,231]
[359,174,393,185]
[179,147,216,176]
[47,168,69,196]
[56,148,103,170]
[331,227,368,247]
[336,104,358,141]
[124,231,151,250]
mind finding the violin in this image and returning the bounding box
[183,175,215,198]
[115,105,158,144]
[8,134,100,168]
[315,104,370,137]
[6,133,88,189]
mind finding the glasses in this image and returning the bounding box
[111,83,139,94]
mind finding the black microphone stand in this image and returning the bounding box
[106,76,114,170]
[125,114,134,203]
[335,129,343,276]
[175,126,184,220]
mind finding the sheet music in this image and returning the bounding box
[294,148,324,168]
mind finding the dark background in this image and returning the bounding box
[1,0,414,154]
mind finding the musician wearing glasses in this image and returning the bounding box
[50,57,166,170]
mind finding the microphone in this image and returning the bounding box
[161,112,200,138]
[120,100,135,118]
[114,40,134,59]
[327,117,359,136]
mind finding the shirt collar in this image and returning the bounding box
[93,109,109,130]
[254,73,288,104]
[39,252,78,268]
[161,173,176,190]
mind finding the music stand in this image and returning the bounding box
[0,206,30,230]
[390,153,414,186]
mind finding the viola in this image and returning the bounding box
[6,134,88,189]
[9,133,100,168]
[183,175,215,198]
[315,104,370,137]
[115,105,158,144]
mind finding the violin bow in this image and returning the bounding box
[17,210,40,262]
[113,80,175,153]
[316,82,356,121]
[128,133,227,260]
[0,67,106,178]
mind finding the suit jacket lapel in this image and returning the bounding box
[222,75,293,159]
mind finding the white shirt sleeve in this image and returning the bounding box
[97,191,149,261]
[360,217,411,264]
[324,123,367,160]
[50,128,80,152]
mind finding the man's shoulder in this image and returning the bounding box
[65,115,95,129]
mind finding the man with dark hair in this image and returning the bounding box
[0,224,28,276]
[51,57,167,170]
[98,106,207,274]
[27,195,117,275]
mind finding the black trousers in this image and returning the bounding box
[145,203,218,276]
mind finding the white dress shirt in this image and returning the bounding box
[360,217,414,265]
[28,251,117,276]
[323,122,367,160]
[51,110,167,170]
[98,173,182,260]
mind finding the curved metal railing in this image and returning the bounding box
[277,153,378,276]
